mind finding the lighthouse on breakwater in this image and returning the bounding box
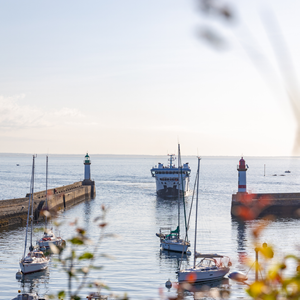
[84,153,91,181]
[82,153,96,198]
[237,157,248,193]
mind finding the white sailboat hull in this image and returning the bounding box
[19,259,49,274]
[178,267,230,282]
[161,239,190,253]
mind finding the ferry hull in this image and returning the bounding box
[178,267,230,283]
[157,187,185,198]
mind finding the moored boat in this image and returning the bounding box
[20,250,49,274]
[151,152,191,198]
[37,156,64,250]
[178,157,231,283]
[156,145,191,254]
[20,155,49,275]
[178,253,230,282]
[157,227,190,253]
[11,291,45,300]
[37,228,63,250]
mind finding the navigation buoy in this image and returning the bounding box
[228,271,248,282]
[16,271,22,279]
[165,279,172,289]
[237,157,248,193]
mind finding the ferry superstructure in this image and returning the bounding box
[150,154,191,198]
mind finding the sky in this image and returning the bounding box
[1,0,300,156]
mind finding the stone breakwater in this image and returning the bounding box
[231,192,300,219]
[0,181,96,228]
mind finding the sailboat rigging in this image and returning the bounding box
[156,145,190,253]
[20,155,49,274]
[37,155,63,250]
[178,157,231,282]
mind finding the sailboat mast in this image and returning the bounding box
[177,145,181,239]
[23,156,34,258]
[30,155,35,251]
[194,157,201,268]
[45,155,48,230]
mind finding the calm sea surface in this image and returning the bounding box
[1,154,300,299]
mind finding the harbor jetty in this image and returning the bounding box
[231,157,300,219]
[0,153,96,228]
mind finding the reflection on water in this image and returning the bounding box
[235,220,247,252]
[18,269,50,296]
[182,278,230,300]
[159,249,190,270]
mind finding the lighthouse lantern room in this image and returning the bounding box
[84,153,91,181]
[237,157,248,193]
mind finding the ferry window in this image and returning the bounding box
[159,172,161,174]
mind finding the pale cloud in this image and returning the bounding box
[0,95,95,130]
[54,107,85,118]
[0,95,48,129]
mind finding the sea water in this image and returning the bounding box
[1,154,300,299]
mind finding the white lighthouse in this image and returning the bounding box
[84,153,91,181]
[237,157,248,193]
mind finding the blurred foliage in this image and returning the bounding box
[233,194,300,300]
[243,221,300,300]
[45,205,127,300]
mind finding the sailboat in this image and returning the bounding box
[20,155,49,274]
[37,155,63,250]
[156,145,190,253]
[178,157,231,282]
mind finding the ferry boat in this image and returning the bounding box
[150,154,191,198]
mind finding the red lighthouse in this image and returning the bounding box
[238,157,248,193]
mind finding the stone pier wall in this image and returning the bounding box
[231,192,300,219]
[0,181,96,229]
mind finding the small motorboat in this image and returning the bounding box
[37,228,63,250]
[285,170,291,173]
[11,291,45,300]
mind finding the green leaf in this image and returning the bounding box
[68,237,84,245]
[78,252,94,260]
[58,290,66,298]
[34,227,45,232]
